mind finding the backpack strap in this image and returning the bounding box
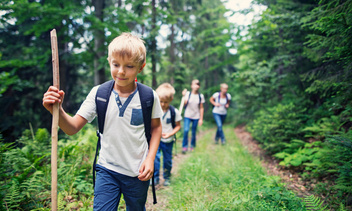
[217,92,229,104]
[136,82,158,204]
[184,91,191,110]
[198,93,201,108]
[169,105,176,129]
[184,91,202,110]
[93,80,114,187]
[137,82,154,144]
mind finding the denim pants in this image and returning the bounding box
[154,141,174,181]
[182,117,199,148]
[93,164,149,211]
[213,113,227,142]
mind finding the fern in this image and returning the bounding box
[304,195,329,211]
[3,181,22,210]
[58,192,65,211]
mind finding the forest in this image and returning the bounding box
[0,0,351,210]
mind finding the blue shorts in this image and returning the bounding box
[93,164,149,211]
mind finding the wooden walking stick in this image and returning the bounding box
[50,29,60,211]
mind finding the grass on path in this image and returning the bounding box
[162,125,306,210]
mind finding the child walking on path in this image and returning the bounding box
[42,32,163,210]
[153,83,182,186]
[181,79,205,153]
[209,83,231,144]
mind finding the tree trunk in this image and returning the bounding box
[151,0,157,88]
[169,24,176,84]
[93,0,106,85]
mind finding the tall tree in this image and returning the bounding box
[93,0,106,85]
[150,0,157,87]
[0,0,87,141]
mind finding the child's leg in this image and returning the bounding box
[182,117,191,149]
[153,146,161,183]
[161,141,174,180]
[93,165,122,210]
[190,119,199,148]
[120,174,149,211]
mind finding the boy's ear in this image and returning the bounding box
[139,63,146,72]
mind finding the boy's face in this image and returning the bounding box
[159,97,172,111]
[109,55,145,88]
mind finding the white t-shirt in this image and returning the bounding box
[161,107,182,143]
[184,91,205,119]
[212,92,231,115]
[76,85,163,177]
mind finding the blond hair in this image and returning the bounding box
[220,83,228,89]
[156,83,176,101]
[107,32,146,65]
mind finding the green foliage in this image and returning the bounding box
[304,195,328,211]
[0,125,96,210]
[274,141,327,169]
[248,103,306,154]
[324,135,352,195]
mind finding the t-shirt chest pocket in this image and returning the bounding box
[166,118,171,124]
[130,108,144,126]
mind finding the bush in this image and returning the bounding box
[247,103,306,154]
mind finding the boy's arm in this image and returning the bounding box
[138,118,162,181]
[162,121,181,139]
[43,86,87,135]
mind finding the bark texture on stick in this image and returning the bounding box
[50,29,60,211]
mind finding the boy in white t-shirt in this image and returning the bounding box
[153,83,182,186]
[42,32,163,210]
[209,83,231,144]
[181,79,205,153]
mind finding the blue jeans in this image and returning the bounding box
[154,141,174,181]
[213,113,227,143]
[94,164,149,211]
[182,117,199,148]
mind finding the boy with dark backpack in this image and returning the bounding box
[42,32,163,210]
[153,83,182,186]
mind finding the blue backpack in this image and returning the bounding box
[168,105,176,129]
[93,80,157,204]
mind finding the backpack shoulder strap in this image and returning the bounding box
[184,91,191,109]
[137,82,154,144]
[198,93,201,108]
[136,82,158,204]
[96,80,115,134]
[169,105,176,129]
[93,80,114,188]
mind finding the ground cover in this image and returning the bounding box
[146,126,305,210]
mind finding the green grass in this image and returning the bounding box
[165,125,306,210]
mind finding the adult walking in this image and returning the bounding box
[182,79,205,153]
[209,83,231,145]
